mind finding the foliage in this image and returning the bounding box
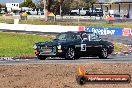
[70,0,87,9]
[83,0,98,7]
[113,42,129,52]
[61,0,73,15]
[0,4,6,9]
[38,0,98,15]
[0,4,2,9]
[20,0,36,8]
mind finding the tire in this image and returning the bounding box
[99,48,108,59]
[65,47,76,60]
[37,55,47,60]
[76,76,87,85]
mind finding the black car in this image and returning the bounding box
[33,31,114,60]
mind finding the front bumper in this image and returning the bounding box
[34,49,65,57]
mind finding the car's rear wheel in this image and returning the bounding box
[99,48,108,59]
[37,55,47,60]
[65,47,76,60]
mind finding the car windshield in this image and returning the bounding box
[56,33,78,40]
[56,34,67,40]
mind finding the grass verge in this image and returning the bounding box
[0,32,53,57]
[0,17,132,28]
[18,20,132,28]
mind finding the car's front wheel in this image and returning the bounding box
[37,55,47,60]
[99,48,108,59]
[65,47,76,60]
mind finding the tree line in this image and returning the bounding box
[38,0,98,15]
[0,0,98,15]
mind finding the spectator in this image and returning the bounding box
[20,12,28,20]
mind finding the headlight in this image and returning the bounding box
[57,45,61,49]
[33,44,37,49]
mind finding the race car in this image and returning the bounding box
[33,31,114,60]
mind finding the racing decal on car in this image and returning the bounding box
[81,44,86,51]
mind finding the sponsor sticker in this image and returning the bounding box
[122,28,132,36]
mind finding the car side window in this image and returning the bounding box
[81,33,89,41]
[90,34,100,41]
[67,34,75,40]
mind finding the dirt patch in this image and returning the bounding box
[0,63,132,88]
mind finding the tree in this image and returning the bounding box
[83,0,97,7]
[0,4,6,9]
[61,0,73,15]
[39,0,98,15]
[20,0,36,8]
[69,0,98,9]
[38,0,60,14]
[0,4,2,9]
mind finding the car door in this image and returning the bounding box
[75,33,102,56]
[76,33,91,56]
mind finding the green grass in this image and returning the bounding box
[113,42,129,52]
[0,18,14,24]
[0,32,53,57]
[19,19,132,28]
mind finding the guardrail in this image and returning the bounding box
[0,23,132,36]
[0,23,79,33]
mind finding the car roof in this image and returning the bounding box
[64,31,94,34]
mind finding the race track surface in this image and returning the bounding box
[0,54,132,65]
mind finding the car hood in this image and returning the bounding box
[36,39,66,46]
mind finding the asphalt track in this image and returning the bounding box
[0,54,132,65]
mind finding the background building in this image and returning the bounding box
[96,0,132,18]
[6,3,20,15]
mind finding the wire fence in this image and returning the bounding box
[0,15,132,25]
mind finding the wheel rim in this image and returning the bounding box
[67,48,75,59]
[102,48,107,58]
